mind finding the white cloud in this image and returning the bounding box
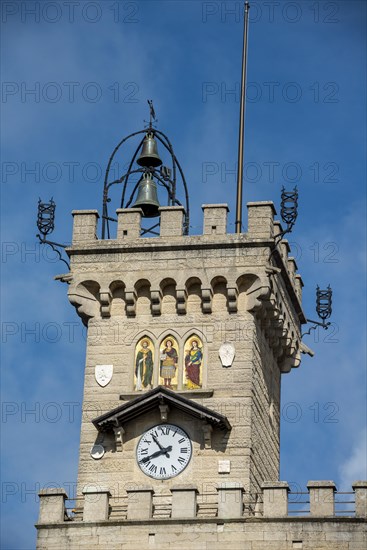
[338,428,367,489]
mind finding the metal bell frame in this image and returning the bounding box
[101,128,190,239]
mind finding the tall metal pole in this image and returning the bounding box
[235,1,250,234]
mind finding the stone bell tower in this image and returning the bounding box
[66,200,304,505]
[36,197,367,549]
[35,189,311,543]
[34,9,367,542]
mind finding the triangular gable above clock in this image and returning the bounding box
[92,386,231,433]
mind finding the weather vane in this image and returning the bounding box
[147,99,157,128]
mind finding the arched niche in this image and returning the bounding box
[183,334,204,390]
[109,280,125,316]
[134,335,155,391]
[211,275,228,313]
[135,279,151,316]
[160,278,177,315]
[159,334,179,390]
[185,276,202,314]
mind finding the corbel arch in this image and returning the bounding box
[134,278,151,316]
[185,276,202,314]
[211,275,228,313]
[160,277,177,315]
[109,280,126,316]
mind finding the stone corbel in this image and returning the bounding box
[202,289,213,314]
[268,315,284,341]
[159,402,169,422]
[279,348,302,373]
[202,421,213,449]
[176,289,187,315]
[227,287,238,313]
[247,284,271,314]
[113,422,125,452]
[151,290,162,316]
[125,290,137,317]
[100,288,112,318]
[265,297,280,319]
[68,290,99,326]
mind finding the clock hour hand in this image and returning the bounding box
[140,445,172,464]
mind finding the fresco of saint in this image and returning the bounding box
[159,337,179,389]
[184,336,203,389]
[135,338,154,390]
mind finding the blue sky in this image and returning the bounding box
[1,1,366,548]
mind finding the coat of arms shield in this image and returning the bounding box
[219,343,235,368]
[95,364,113,387]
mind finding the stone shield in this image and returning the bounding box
[95,364,113,387]
[219,343,235,368]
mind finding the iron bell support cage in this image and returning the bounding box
[101,128,190,239]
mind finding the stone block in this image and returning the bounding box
[262,481,290,517]
[294,274,304,301]
[38,488,68,524]
[247,201,276,239]
[217,482,244,518]
[171,484,198,518]
[352,481,367,518]
[126,486,154,519]
[202,204,229,235]
[72,210,99,244]
[82,485,111,521]
[307,480,336,517]
[116,208,142,240]
[159,206,185,237]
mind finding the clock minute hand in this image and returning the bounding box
[152,434,172,458]
[140,445,173,464]
[152,434,164,450]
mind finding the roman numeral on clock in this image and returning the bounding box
[159,426,170,435]
[160,467,166,476]
[180,447,188,453]
[149,464,157,474]
[177,457,185,464]
[178,437,185,444]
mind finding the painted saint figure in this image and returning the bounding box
[184,339,202,389]
[135,339,154,390]
[160,338,178,389]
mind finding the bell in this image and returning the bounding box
[132,173,160,217]
[137,133,162,168]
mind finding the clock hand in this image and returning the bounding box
[152,434,172,458]
[152,434,164,450]
[140,445,172,464]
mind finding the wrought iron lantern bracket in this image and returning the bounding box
[302,285,333,337]
[36,198,70,269]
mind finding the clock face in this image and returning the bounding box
[136,424,192,479]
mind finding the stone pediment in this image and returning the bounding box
[92,386,231,432]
